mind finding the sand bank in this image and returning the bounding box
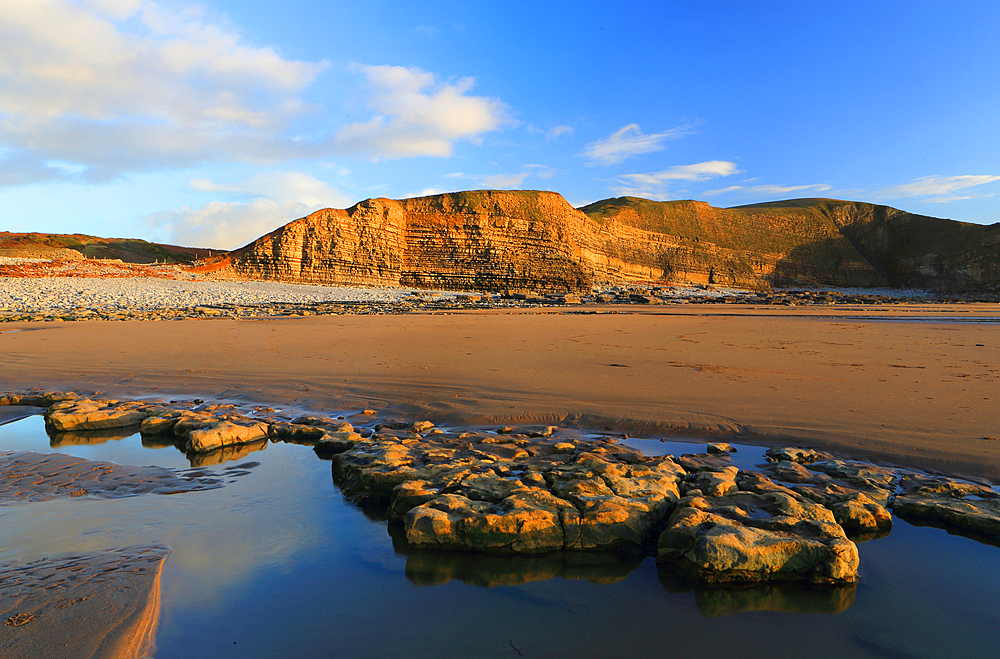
[0,545,169,659]
[1,304,998,479]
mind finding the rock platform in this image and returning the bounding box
[3,390,1000,587]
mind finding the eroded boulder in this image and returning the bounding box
[893,474,1000,542]
[44,399,148,432]
[185,420,269,453]
[657,492,859,584]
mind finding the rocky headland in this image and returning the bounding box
[208,191,1000,294]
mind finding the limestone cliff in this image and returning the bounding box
[222,191,1000,293]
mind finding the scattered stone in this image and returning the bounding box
[707,443,736,455]
[412,421,435,433]
[765,447,829,464]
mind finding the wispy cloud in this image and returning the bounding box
[874,175,1000,203]
[333,65,508,159]
[147,171,351,250]
[547,125,573,139]
[582,123,691,165]
[413,25,440,38]
[441,164,555,190]
[702,183,832,198]
[610,160,739,198]
[188,171,351,208]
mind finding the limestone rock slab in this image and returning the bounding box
[657,492,859,584]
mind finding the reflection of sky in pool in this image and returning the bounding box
[2,415,999,658]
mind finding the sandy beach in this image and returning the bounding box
[2,303,998,480]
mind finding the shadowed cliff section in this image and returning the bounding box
[222,191,999,293]
[737,199,1000,291]
[579,197,886,289]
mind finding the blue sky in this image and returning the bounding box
[1,0,999,249]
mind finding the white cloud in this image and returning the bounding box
[610,160,739,198]
[147,171,351,250]
[0,0,328,183]
[582,123,691,165]
[411,186,452,197]
[0,2,511,185]
[333,64,508,159]
[548,125,573,139]
[875,175,1000,202]
[83,0,144,20]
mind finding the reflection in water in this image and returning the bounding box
[405,549,643,588]
[49,426,139,446]
[46,422,270,469]
[849,528,893,544]
[894,513,1000,549]
[694,583,855,617]
[658,565,856,616]
[141,435,181,450]
[187,438,268,467]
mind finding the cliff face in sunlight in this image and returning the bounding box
[221,190,1000,293]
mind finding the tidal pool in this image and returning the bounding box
[1,415,998,659]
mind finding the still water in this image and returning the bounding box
[1,415,998,659]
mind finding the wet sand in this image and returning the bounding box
[1,304,998,479]
[0,545,169,659]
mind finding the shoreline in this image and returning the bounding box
[1,304,998,480]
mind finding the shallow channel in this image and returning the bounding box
[1,415,998,659]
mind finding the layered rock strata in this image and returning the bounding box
[219,191,1000,293]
